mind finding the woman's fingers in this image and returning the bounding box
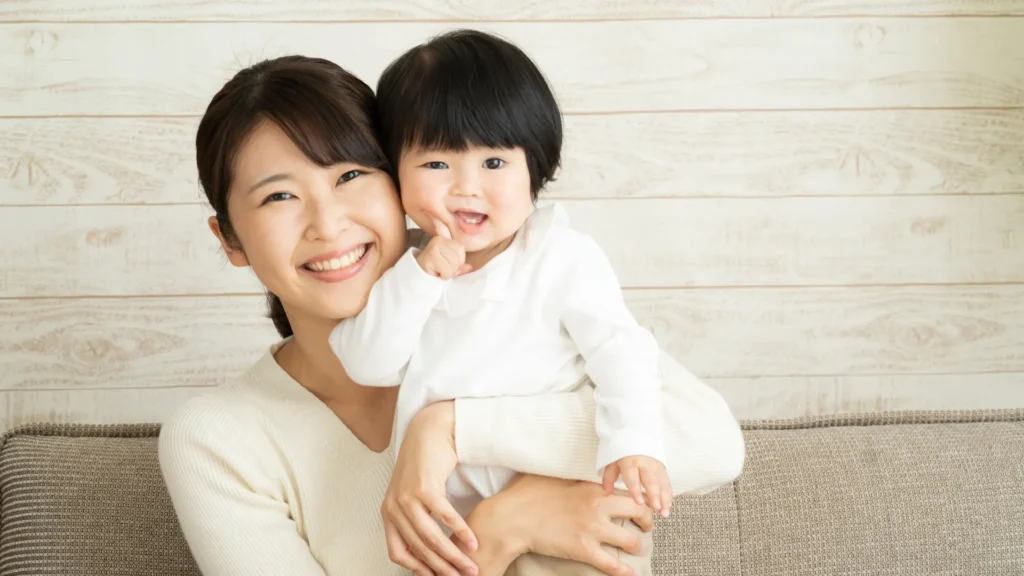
[384,521,435,576]
[599,520,646,557]
[425,492,478,551]
[578,543,636,576]
[602,494,652,532]
[407,497,479,575]
[394,507,463,576]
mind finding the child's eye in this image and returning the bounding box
[337,170,363,185]
[262,192,294,204]
[425,161,448,170]
[483,158,505,169]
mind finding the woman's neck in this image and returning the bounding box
[273,315,398,452]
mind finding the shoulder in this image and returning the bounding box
[158,348,293,479]
[525,203,608,266]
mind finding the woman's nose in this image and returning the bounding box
[304,195,350,242]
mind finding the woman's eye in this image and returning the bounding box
[263,192,294,204]
[425,161,448,170]
[483,158,505,169]
[337,170,363,185]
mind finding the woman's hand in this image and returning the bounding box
[463,475,654,576]
[381,401,479,576]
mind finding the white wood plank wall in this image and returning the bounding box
[2,2,1023,430]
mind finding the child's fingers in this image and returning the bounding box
[457,263,473,277]
[431,217,452,240]
[602,464,620,495]
[622,466,644,506]
[639,468,661,511]
[659,468,673,518]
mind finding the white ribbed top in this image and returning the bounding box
[158,342,745,575]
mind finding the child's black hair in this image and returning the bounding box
[376,29,562,201]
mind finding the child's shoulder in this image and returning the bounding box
[523,206,611,278]
[525,203,604,257]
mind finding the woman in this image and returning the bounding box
[158,54,744,576]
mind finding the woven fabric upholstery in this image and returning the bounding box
[0,424,200,576]
[0,410,1021,575]
[653,482,741,576]
[735,409,1024,575]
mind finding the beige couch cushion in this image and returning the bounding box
[0,410,1021,575]
[0,423,199,576]
[735,411,1024,575]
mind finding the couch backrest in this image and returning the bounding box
[654,409,1024,575]
[1,411,1022,576]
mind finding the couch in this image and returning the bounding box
[0,409,1021,575]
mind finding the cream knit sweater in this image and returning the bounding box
[158,341,744,576]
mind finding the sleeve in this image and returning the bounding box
[454,349,746,496]
[157,397,328,576]
[559,237,664,470]
[328,248,446,387]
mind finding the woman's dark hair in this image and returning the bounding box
[195,55,389,338]
[376,29,563,201]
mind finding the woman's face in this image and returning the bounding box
[210,120,407,328]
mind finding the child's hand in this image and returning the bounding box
[602,455,673,518]
[416,218,472,280]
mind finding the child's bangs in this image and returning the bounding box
[396,75,523,156]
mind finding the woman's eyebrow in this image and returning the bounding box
[247,173,293,195]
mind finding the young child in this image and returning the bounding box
[329,27,671,556]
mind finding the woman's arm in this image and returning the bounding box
[460,475,653,576]
[382,351,744,571]
[158,396,328,576]
[456,349,746,496]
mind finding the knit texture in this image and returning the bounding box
[2,405,1020,575]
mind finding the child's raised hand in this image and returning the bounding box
[602,455,673,518]
[416,218,472,280]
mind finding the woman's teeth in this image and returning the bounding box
[306,245,366,271]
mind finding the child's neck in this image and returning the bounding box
[465,234,516,272]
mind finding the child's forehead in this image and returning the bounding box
[403,143,519,155]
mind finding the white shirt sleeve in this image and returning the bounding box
[328,248,446,387]
[559,236,665,471]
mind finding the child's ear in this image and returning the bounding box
[208,216,249,267]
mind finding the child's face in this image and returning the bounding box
[398,145,533,262]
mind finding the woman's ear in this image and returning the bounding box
[208,216,249,267]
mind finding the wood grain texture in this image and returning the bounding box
[561,195,1024,288]
[3,19,1024,116]
[7,110,1024,205]
[633,284,1024,378]
[4,0,1024,21]
[3,372,1021,431]
[3,285,1021,390]
[0,387,203,431]
[3,195,1021,297]
[0,296,277,389]
[708,372,1024,420]
[559,109,1024,199]
[1,117,201,205]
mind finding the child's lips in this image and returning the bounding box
[452,210,488,234]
